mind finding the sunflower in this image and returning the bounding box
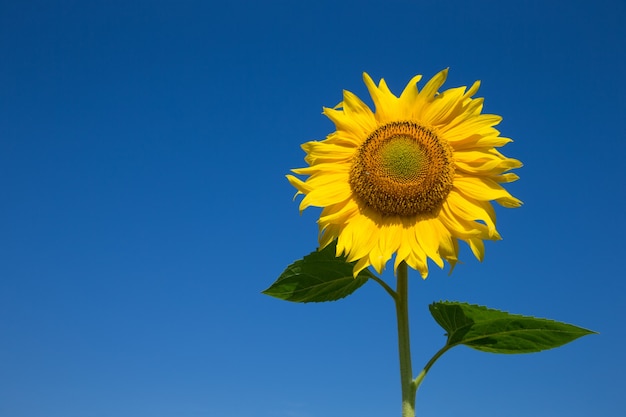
[287,69,522,278]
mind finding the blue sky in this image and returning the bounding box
[1,1,625,416]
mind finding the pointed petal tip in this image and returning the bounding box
[352,257,371,277]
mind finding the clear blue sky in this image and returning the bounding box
[1,1,624,416]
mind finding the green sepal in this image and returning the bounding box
[263,241,374,303]
[429,301,596,354]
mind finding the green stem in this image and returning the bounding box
[413,344,452,391]
[395,262,417,417]
[370,274,398,300]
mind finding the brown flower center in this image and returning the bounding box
[349,121,454,217]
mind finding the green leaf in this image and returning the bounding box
[429,301,596,354]
[262,241,374,303]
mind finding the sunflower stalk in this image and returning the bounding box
[395,261,417,417]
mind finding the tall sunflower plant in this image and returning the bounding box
[263,69,595,417]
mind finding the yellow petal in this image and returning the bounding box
[447,191,498,237]
[466,237,485,261]
[422,86,466,125]
[414,220,444,268]
[442,114,502,140]
[323,106,370,141]
[454,176,522,207]
[418,68,449,102]
[302,141,355,164]
[363,72,399,123]
[342,89,377,134]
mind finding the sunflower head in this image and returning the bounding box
[287,69,522,278]
[349,121,454,218]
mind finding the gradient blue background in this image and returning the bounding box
[1,1,624,416]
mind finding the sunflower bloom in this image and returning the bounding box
[287,69,522,278]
